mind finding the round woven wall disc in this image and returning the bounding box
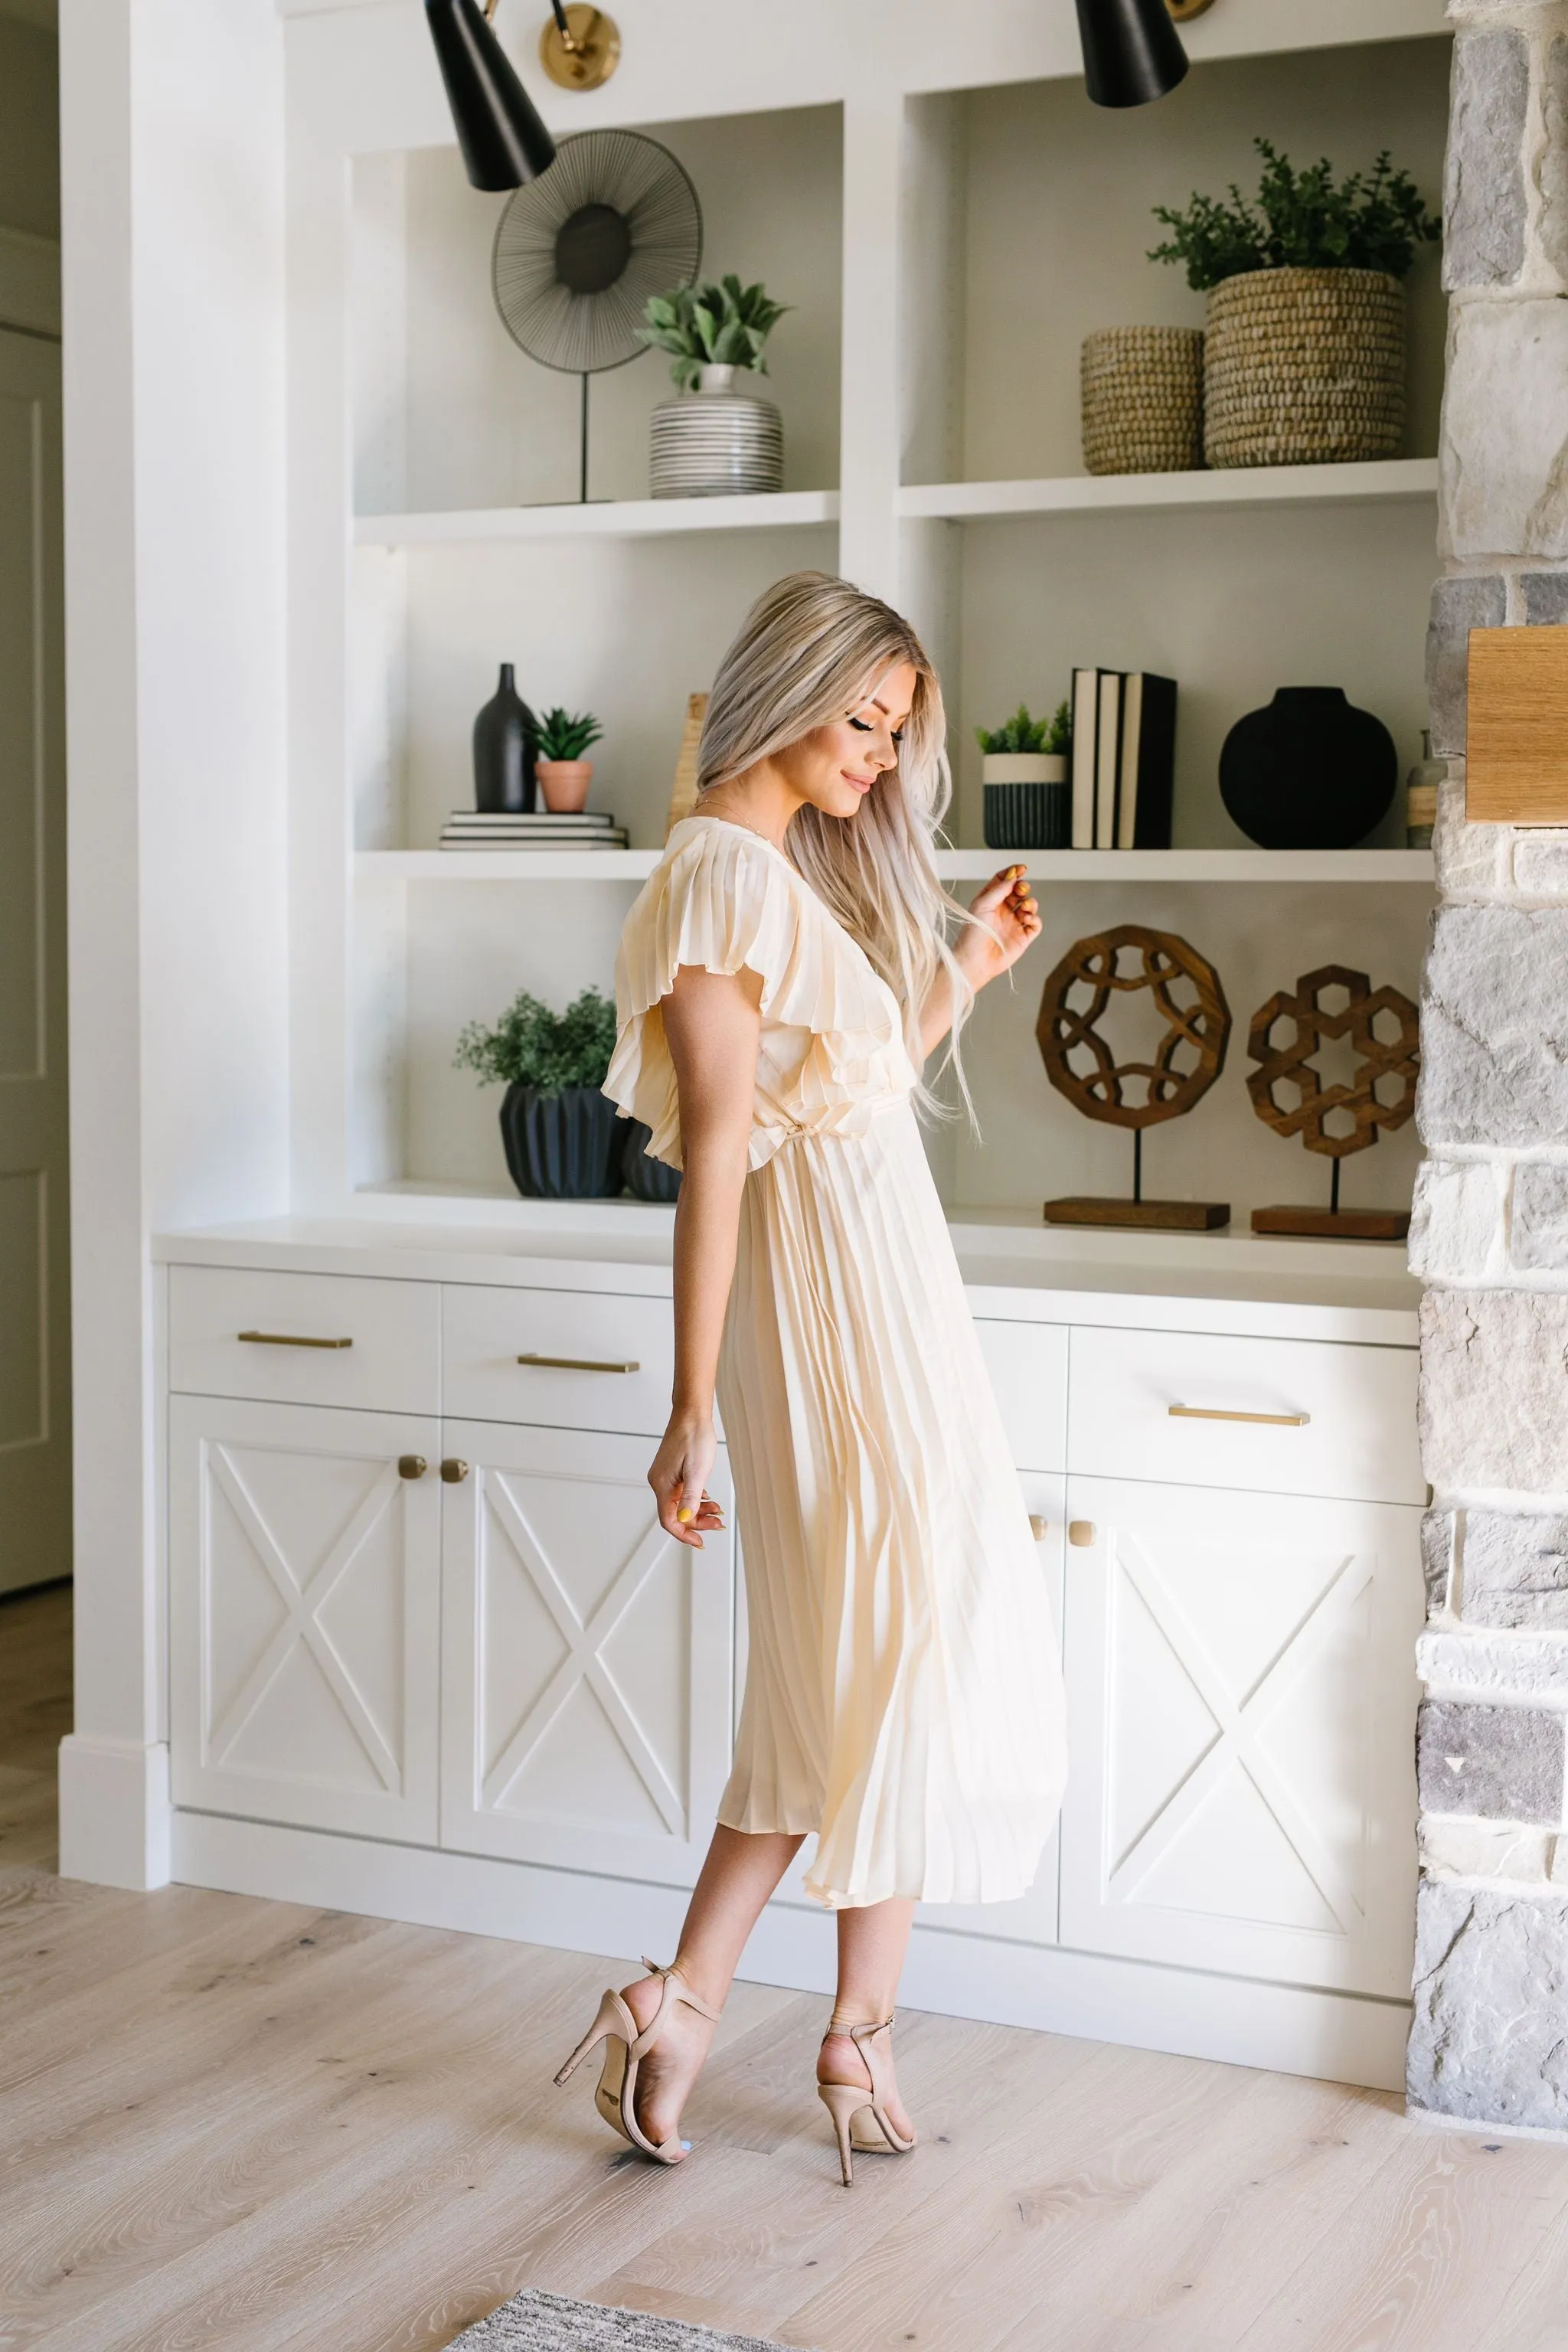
[493,129,702,376]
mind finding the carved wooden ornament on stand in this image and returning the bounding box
[1037,924,1232,1230]
[1245,964,1419,1240]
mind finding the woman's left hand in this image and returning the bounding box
[954,865,1041,989]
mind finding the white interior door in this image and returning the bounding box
[0,327,67,1596]
[440,1420,733,1885]
[1060,1475,1423,1998]
[169,1395,442,1841]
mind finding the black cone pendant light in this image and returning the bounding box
[1076,0,1190,107]
[424,0,557,191]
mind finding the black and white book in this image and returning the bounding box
[1115,673,1178,850]
[1070,666,1102,850]
[443,808,617,831]
[1094,669,1124,850]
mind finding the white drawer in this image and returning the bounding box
[975,1318,1068,1472]
[168,1266,439,1413]
[442,1284,675,1436]
[1067,1325,1422,1506]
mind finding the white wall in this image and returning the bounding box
[57,0,287,1886]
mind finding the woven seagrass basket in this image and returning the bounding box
[1081,326,1204,475]
[1203,266,1404,469]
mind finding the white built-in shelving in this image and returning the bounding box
[353,462,1436,549]
[897,459,1438,523]
[354,489,841,547]
[316,8,1451,1216]
[358,848,1436,887]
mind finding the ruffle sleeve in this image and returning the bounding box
[604,817,915,1173]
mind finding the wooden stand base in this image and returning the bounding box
[1045,1197,1231,1233]
[1251,1205,1410,1241]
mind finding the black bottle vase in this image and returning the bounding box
[1218,688,1397,850]
[473,663,537,814]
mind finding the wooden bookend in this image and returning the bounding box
[665,691,709,838]
[1251,1206,1410,1241]
[1467,626,1568,823]
[1046,1197,1230,1232]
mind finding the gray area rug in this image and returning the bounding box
[447,2287,815,2352]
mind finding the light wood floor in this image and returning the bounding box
[7,1583,1568,2352]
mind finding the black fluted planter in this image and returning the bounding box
[498,1083,625,1198]
[622,1119,682,1203]
[1218,687,1397,850]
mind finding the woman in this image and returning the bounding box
[554,572,1067,2184]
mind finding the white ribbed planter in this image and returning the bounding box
[649,362,784,498]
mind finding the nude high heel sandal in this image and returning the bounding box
[554,1955,721,2165]
[817,2015,916,2187]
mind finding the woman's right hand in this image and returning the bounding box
[650,1412,723,1547]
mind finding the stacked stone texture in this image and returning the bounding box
[1410,0,1568,2132]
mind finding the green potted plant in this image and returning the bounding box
[456,985,626,1199]
[534,707,603,813]
[977,702,1072,851]
[639,276,789,498]
[1149,140,1440,469]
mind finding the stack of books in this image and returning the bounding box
[1069,669,1178,850]
[438,810,630,850]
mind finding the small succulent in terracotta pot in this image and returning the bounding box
[534,707,603,813]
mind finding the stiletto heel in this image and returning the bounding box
[554,1956,721,2165]
[817,2081,866,2187]
[816,2015,916,2187]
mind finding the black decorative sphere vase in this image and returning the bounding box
[499,1083,624,1197]
[473,662,538,815]
[622,1118,681,1203]
[1218,688,1396,850]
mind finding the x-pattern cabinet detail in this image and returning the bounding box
[163,1252,1425,2025]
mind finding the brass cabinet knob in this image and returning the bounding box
[440,1458,470,1484]
[1027,1514,1050,1542]
[1067,1521,1097,1548]
[397,1455,427,1480]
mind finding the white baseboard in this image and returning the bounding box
[171,1810,1411,2093]
[58,1736,173,1890]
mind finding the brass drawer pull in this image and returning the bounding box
[1027,1514,1050,1543]
[1068,1521,1097,1547]
[398,1455,427,1480]
[516,1351,640,1374]
[238,1330,353,1350]
[1168,1403,1310,1427]
[440,1459,470,1483]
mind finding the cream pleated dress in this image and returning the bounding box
[606,813,1067,1910]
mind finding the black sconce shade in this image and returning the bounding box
[424,0,558,191]
[1075,0,1189,107]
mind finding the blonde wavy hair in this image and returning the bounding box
[697,571,979,1112]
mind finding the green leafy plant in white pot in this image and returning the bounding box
[534,707,603,812]
[639,276,789,498]
[977,703,1072,851]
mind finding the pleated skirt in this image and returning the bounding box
[714,1100,1068,1909]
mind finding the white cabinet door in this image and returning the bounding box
[1059,1476,1422,1998]
[439,1421,734,1885]
[169,1396,442,1841]
[916,1470,1066,1945]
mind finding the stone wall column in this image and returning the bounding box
[1409,0,1568,2130]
